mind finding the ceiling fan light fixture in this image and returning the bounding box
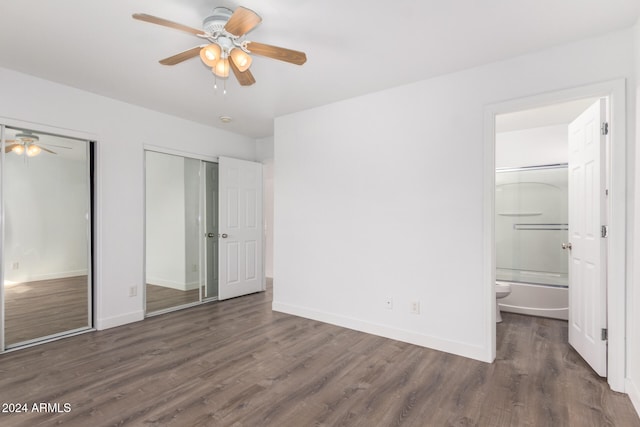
[200,44,222,67]
[11,144,25,155]
[133,6,307,87]
[212,58,230,78]
[230,48,252,72]
[26,144,41,157]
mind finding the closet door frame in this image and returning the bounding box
[0,118,96,352]
[143,146,219,316]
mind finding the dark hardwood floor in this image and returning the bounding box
[0,280,638,427]
[4,276,89,346]
[146,284,200,313]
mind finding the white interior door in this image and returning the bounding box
[567,99,607,376]
[218,157,263,300]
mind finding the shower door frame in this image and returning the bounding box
[483,79,627,392]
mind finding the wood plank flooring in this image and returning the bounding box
[0,281,638,427]
[146,284,200,313]
[3,276,89,346]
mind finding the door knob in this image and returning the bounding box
[221,233,228,239]
[562,242,572,250]
[207,233,215,238]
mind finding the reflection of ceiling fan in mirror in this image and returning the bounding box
[4,132,71,157]
[132,6,307,87]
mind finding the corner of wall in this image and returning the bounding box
[96,310,144,330]
[255,136,275,163]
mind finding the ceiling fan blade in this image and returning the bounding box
[246,41,306,65]
[40,143,71,149]
[159,46,203,65]
[229,56,256,86]
[38,146,57,155]
[4,144,19,153]
[224,7,262,37]
[132,13,206,37]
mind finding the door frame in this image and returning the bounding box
[482,79,627,392]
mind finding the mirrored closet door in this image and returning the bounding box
[1,125,93,350]
[145,151,220,314]
[145,150,263,315]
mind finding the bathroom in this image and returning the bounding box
[494,97,601,322]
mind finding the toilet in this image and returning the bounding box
[495,282,512,323]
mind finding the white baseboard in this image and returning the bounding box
[96,310,144,330]
[147,277,199,291]
[5,269,89,283]
[627,378,640,419]
[272,301,490,363]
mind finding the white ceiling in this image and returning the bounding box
[0,0,638,139]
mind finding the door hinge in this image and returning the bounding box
[601,225,608,238]
[601,122,609,136]
[601,328,608,341]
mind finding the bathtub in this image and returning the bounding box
[497,280,568,320]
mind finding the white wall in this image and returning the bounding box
[256,137,274,278]
[145,151,186,289]
[0,66,257,329]
[4,151,88,282]
[629,17,640,418]
[496,125,568,168]
[274,28,635,363]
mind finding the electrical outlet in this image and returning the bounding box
[385,297,393,310]
[192,264,198,272]
[411,301,420,314]
[129,286,137,297]
[12,262,19,270]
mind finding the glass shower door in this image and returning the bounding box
[495,165,569,287]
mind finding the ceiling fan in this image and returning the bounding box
[4,132,70,157]
[132,6,307,87]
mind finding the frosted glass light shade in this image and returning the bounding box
[11,144,25,155]
[200,44,221,67]
[230,48,252,72]
[26,144,41,157]
[212,58,230,78]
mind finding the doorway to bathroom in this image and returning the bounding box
[494,97,609,376]
[486,80,628,390]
